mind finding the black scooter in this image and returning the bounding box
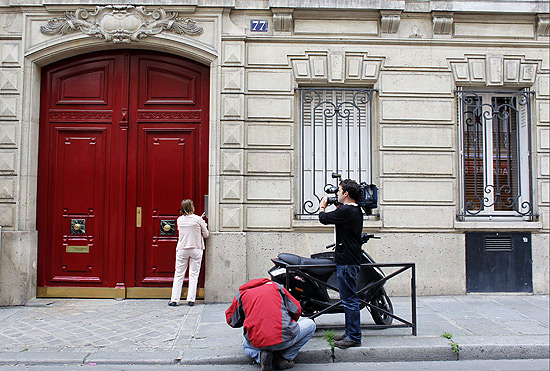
[268,233,393,326]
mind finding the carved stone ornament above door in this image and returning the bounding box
[40,5,203,43]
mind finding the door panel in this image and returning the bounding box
[38,54,124,289]
[134,56,204,123]
[51,128,109,283]
[136,130,196,285]
[50,59,115,108]
[38,51,209,296]
[138,57,201,107]
[128,53,209,290]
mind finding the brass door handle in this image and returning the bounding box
[136,207,142,228]
[71,219,85,234]
[160,220,176,235]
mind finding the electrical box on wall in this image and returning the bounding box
[466,232,533,293]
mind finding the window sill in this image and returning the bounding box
[292,218,382,232]
[454,220,542,231]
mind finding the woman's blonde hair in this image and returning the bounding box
[180,199,195,216]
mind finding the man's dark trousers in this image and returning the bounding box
[337,264,362,343]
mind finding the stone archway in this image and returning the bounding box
[13,9,219,302]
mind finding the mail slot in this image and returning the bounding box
[66,245,90,254]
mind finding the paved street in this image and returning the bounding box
[0,360,549,370]
[0,295,548,366]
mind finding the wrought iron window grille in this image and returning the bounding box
[457,89,536,220]
[298,87,377,217]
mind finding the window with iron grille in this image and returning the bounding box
[457,89,534,220]
[298,88,375,216]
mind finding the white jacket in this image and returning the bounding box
[176,214,209,250]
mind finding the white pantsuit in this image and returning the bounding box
[170,213,209,304]
[171,248,204,303]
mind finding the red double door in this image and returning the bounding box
[37,51,209,297]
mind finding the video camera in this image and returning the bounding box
[323,173,378,215]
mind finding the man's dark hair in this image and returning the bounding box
[340,179,363,203]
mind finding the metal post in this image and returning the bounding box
[285,267,290,290]
[411,263,417,336]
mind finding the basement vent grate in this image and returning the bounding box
[485,236,513,252]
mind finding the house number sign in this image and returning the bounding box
[250,20,268,32]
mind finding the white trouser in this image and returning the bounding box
[170,248,203,303]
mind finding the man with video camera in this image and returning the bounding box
[318,178,364,349]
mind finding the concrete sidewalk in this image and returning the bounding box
[0,295,548,366]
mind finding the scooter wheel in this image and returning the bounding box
[370,292,393,326]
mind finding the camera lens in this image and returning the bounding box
[324,185,339,194]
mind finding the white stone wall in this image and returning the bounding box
[0,1,548,304]
[0,231,37,305]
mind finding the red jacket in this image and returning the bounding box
[225,278,302,348]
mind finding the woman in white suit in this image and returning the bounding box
[169,199,209,307]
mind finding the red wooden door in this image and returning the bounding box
[128,54,209,288]
[37,51,209,295]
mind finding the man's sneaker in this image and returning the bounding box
[260,350,273,371]
[334,338,361,349]
[168,302,177,307]
[274,355,294,370]
[333,333,346,341]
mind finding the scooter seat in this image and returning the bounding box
[277,253,335,276]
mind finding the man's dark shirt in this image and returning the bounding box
[319,204,363,265]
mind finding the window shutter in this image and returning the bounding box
[517,90,531,216]
[457,89,465,218]
[462,93,485,215]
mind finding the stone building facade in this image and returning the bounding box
[0,0,548,305]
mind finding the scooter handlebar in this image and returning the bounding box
[326,234,379,249]
[361,234,380,243]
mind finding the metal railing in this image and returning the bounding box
[283,262,417,336]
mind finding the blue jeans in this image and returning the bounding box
[243,318,316,362]
[336,264,362,343]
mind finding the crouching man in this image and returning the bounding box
[225,278,316,371]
